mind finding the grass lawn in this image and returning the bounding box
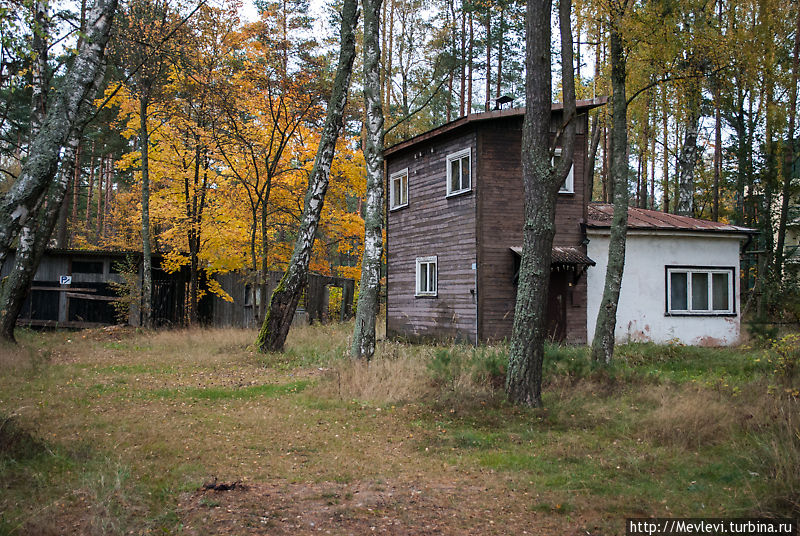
[0,322,797,535]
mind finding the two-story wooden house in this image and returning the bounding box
[385,99,606,344]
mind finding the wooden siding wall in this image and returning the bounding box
[211,272,355,328]
[1,251,134,328]
[386,130,479,343]
[476,113,589,344]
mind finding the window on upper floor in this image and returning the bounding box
[389,168,409,210]
[446,149,471,196]
[666,266,734,315]
[553,148,574,194]
[416,256,438,297]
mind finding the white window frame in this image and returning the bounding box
[666,266,735,315]
[389,168,409,210]
[446,148,472,196]
[415,256,438,297]
[553,148,574,194]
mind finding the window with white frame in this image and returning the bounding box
[416,256,438,296]
[553,148,574,194]
[446,149,471,196]
[666,266,734,315]
[389,168,408,210]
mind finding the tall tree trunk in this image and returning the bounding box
[590,14,628,365]
[586,113,601,201]
[496,7,503,98]
[385,0,395,112]
[676,83,701,216]
[774,4,800,281]
[96,154,104,240]
[484,9,491,111]
[86,153,95,227]
[649,134,655,210]
[662,87,669,212]
[104,157,111,237]
[460,4,466,116]
[70,142,81,234]
[256,0,359,353]
[30,0,49,140]
[467,11,473,113]
[506,0,576,407]
[712,84,721,221]
[140,94,153,328]
[259,205,269,323]
[602,122,609,202]
[352,0,385,360]
[0,0,117,269]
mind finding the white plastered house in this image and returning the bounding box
[586,204,754,346]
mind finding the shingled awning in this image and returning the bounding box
[510,246,595,266]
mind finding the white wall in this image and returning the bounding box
[586,231,744,346]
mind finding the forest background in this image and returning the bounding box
[1,0,798,324]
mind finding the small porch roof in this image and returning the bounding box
[510,246,595,266]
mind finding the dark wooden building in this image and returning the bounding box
[385,99,605,344]
[3,249,355,330]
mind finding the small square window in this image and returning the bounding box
[666,267,734,315]
[553,148,574,194]
[389,168,408,210]
[415,256,438,297]
[446,149,471,196]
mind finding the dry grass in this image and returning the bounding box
[747,396,800,515]
[638,385,737,449]
[319,352,435,404]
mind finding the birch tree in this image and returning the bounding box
[505,0,576,407]
[352,0,384,360]
[590,0,629,364]
[255,0,359,352]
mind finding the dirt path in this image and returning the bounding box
[179,477,605,535]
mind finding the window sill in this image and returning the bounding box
[558,190,575,195]
[389,203,409,212]
[665,312,737,317]
[446,188,473,199]
[415,293,438,298]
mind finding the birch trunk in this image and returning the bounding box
[590,18,628,365]
[352,0,385,360]
[256,0,359,353]
[506,0,576,407]
[0,0,117,270]
[0,59,107,342]
[676,83,700,216]
[0,136,80,341]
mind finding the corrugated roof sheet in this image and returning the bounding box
[586,204,755,234]
[510,246,595,265]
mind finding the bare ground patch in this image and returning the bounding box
[179,477,595,535]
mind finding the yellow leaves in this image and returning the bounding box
[206,278,234,303]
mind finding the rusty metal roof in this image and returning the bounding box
[384,97,608,157]
[586,204,755,234]
[510,246,595,265]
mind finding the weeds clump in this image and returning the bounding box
[638,386,736,449]
[0,414,49,461]
[764,334,800,392]
[426,346,507,405]
[747,397,800,516]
